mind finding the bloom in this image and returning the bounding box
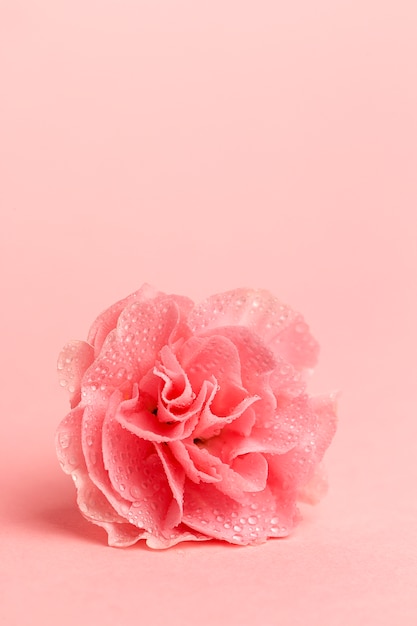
[56,284,337,548]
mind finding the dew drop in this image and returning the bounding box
[131,486,142,499]
[248,516,257,525]
[59,433,70,449]
[59,379,68,387]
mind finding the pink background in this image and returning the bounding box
[1,1,416,624]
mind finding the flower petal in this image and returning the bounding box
[116,296,193,377]
[55,405,86,474]
[102,406,177,535]
[57,341,94,408]
[184,445,268,501]
[188,288,319,370]
[155,443,185,529]
[71,469,145,547]
[80,297,192,409]
[88,283,160,356]
[266,393,338,494]
[144,525,210,549]
[182,480,297,545]
[115,385,204,443]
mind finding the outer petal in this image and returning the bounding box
[56,407,145,547]
[81,402,129,516]
[182,480,297,545]
[115,295,193,376]
[87,283,161,356]
[57,341,94,408]
[266,393,338,494]
[188,288,319,370]
[143,525,210,549]
[56,405,86,474]
[71,469,145,547]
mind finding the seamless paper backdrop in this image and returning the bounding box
[1,1,416,625]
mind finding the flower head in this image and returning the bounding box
[56,285,337,548]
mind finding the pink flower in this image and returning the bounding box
[56,285,337,548]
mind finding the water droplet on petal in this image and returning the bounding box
[59,433,70,448]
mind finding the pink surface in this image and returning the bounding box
[1,1,416,624]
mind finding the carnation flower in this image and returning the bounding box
[56,284,337,548]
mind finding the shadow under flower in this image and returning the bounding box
[4,466,109,546]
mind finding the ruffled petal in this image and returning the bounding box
[183,444,268,502]
[154,346,195,412]
[188,288,319,370]
[80,297,192,409]
[115,385,204,443]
